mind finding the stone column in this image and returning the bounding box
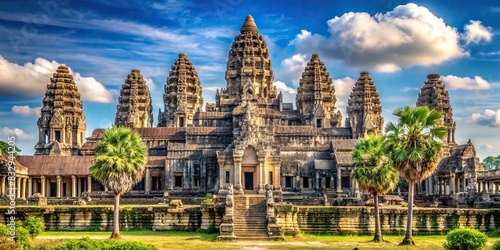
[330,176,334,190]
[425,178,430,195]
[145,168,151,194]
[336,168,342,193]
[296,175,300,190]
[87,176,92,193]
[462,177,466,192]
[16,177,21,198]
[56,175,61,197]
[439,178,442,195]
[27,178,32,198]
[258,160,265,194]
[41,176,46,197]
[71,175,76,197]
[315,172,319,189]
[450,175,455,195]
[1,176,5,195]
[22,178,27,199]
[234,160,242,192]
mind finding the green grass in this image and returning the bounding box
[33,230,500,250]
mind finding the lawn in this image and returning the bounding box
[33,231,500,250]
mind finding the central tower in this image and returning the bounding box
[217,15,277,111]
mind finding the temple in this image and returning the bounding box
[1,15,497,213]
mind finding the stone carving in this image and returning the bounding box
[265,184,274,219]
[115,69,153,128]
[296,54,342,128]
[346,71,384,137]
[158,53,203,127]
[35,65,86,156]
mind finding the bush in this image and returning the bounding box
[443,228,487,250]
[401,201,408,207]
[0,223,9,237]
[493,240,500,250]
[23,216,45,239]
[201,193,214,204]
[0,237,21,250]
[15,223,32,250]
[54,237,158,250]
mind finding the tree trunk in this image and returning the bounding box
[373,193,383,242]
[110,192,122,239]
[400,181,415,245]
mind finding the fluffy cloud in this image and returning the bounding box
[332,77,356,114]
[12,105,41,118]
[1,127,34,139]
[463,20,493,45]
[289,3,466,72]
[441,75,491,90]
[279,54,308,86]
[0,56,114,103]
[480,143,498,150]
[467,109,500,127]
[273,81,296,103]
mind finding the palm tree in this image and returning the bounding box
[90,126,148,239]
[385,106,446,245]
[351,134,399,242]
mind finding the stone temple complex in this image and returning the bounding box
[1,15,499,238]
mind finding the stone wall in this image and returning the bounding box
[275,205,500,235]
[2,204,499,235]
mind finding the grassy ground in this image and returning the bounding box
[34,231,500,250]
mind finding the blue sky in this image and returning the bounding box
[0,0,498,160]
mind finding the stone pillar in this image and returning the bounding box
[27,178,32,198]
[462,177,466,192]
[16,177,21,198]
[439,178,442,195]
[258,160,265,194]
[336,168,342,193]
[145,168,151,194]
[330,176,334,190]
[22,178,27,199]
[450,175,455,195]
[315,172,319,189]
[87,176,92,193]
[425,178,430,195]
[1,176,5,195]
[234,160,242,192]
[41,176,46,197]
[56,175,61,198]
[296,175,300,190]
[71,175,77,197]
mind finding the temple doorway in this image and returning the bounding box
[244,172,254,190]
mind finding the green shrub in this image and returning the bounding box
[14,223,31,250]
[23,216,45,239]
[201,193,214,204]
[401,201,408,207]
[0,223,9,237]
[0,237,21,250]
[492,240,500,250]
[54,237,158,250]
[443,228,487,250]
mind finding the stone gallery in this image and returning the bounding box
[1,15,499,238]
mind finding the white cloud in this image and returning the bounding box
[1,127,34,139]
[332,77,356,115]
[289,3,466,72]
[463,20,493,45]
[144,77,156,91]
[441,75,491,90]
[11,105,41,118]
[467,109,500,127]
[273,81,296,103]
[0,56,114,103]
[401,87,420,92]
[480,143,498,150]
[280,54,308,86]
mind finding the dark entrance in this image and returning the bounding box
[50,182,57,197]
[244,172,254,190]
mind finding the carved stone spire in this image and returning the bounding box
[296,54,342,127]
[240,15,258,33]
[417,73,456,145]
[347,72,384,138]
[114,69,153,128]
[218,15,276,111]
[35,65,86,156]
[159,53,203,127]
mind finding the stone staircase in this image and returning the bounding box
[233,195,269,240]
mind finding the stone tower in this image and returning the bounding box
[347,72,384,138]
[158,53,203,127]
[35,65,86,156]
[217,15,277,111]
[296,54,342,128]
[416,73,456,145]
[114,69,153,128]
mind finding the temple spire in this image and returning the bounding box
[240,15,258,33]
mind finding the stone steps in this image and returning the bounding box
[232,195,268,239]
